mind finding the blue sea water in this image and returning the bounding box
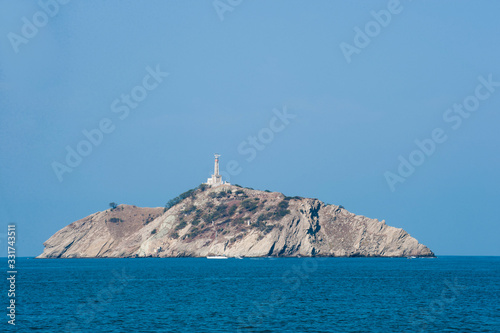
[5,256,500,332]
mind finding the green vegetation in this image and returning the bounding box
[175,220,188,231]
[257,213,269,223]
[278,200,289,209]
[108,217,122,223]
[144,214,157,225]
[165,184,206,211]
[274,200,290,219]
[151,229,157,235]
[179,188,197,200]
[234,189,248,198]
[109,202,117,210]
[264,225,275,234]
[254,200,291,222]
[282,195,302,201]
[216,189,232,198]
[251,218,274,233]
[181,204,197,215]
[231,217,245,225]
[216,203,228,215]
[241,199,258,211]
[228,204,237,216]
[187,227,200,238]
[161,185,296,241]
[193,208,202,218]
[209,189,232,198]
[230,233,245,243]
[165,197,181,210]
[202,204,229,222]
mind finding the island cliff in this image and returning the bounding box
[37,185,434,258]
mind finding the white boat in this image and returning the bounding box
[207,256,228,259]
[235,256,243,259]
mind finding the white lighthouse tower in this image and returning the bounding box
[206,154,229,187]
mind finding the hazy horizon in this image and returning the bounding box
[1,1,499,257]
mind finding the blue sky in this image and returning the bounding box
[0,0,499,256]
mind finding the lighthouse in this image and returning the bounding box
[206,154,230,187]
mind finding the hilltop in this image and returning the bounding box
[37,185,434,258]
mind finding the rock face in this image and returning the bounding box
[37,185,434,258]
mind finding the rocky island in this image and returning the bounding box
[37,184,434,258]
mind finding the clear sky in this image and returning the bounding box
[1,0,499,257]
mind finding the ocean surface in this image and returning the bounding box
[6,256,500,332]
